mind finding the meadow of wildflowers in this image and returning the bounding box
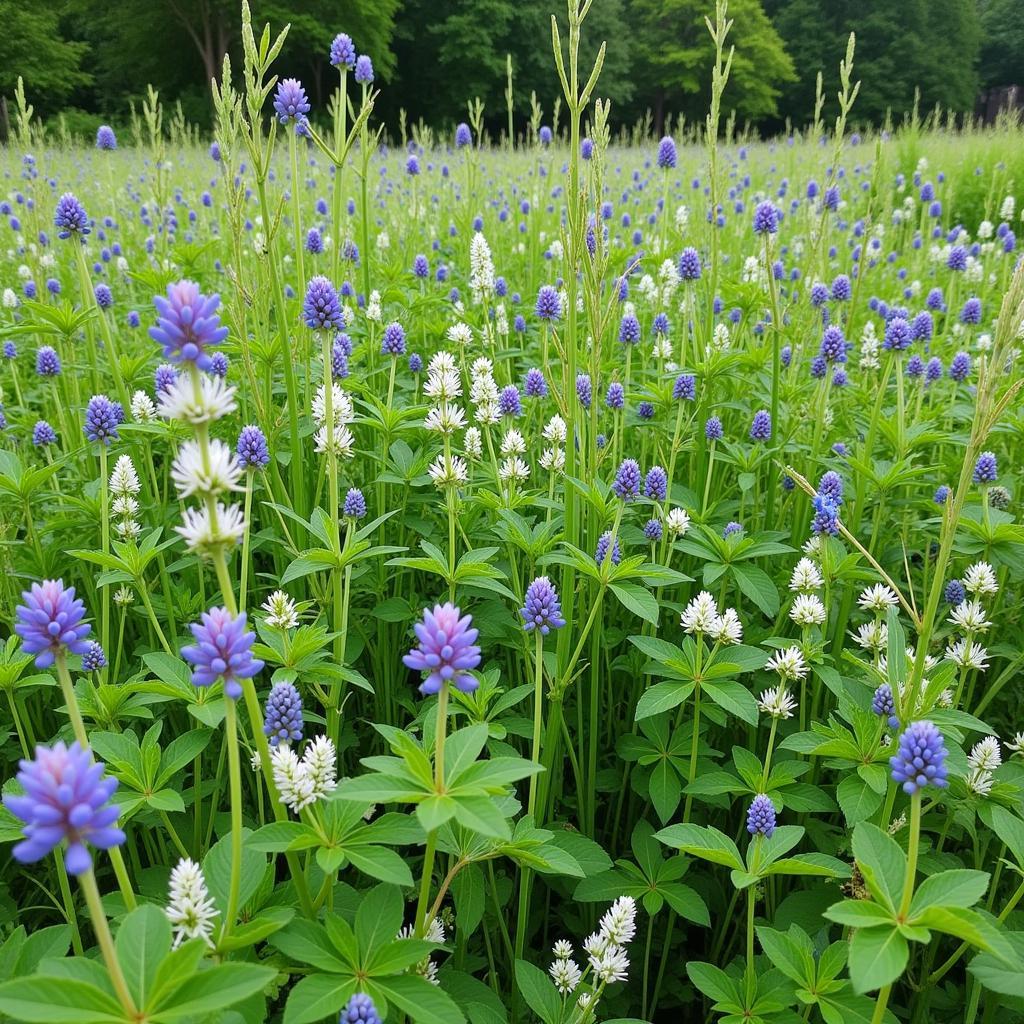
[1,2,1024,1023]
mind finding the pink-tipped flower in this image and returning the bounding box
[4,741,124,875]
[403,603,481,694]
[14,579,92,668]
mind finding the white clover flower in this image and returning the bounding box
[499,456,530,483]
[758,686,797,719]
[375,230,390,250]
[110,454,141,496]
[263,590,299,630]
[470,356,494,380]
[540,447,565,472]
[666,507,691,537]
[552,939,574,960]
[543,415,567,444]
[271,745,316,812]
[945,638,989,671]
[710,608,743,645]
[130,390,157,422]
[159,374,237,424]
[312,383,354,426]
[851,620,888,653]
[111,495,139,520]
[969,736,1002,773]
[302,735,338,800]
[1001,195,1016,221]
[176,502,246,553]
[469,232,495,300]
[428,452,468,489]
[463,427,483,460]
[790,593,827,627]
[1006,733,1024,756]
[474,400,501,426]
[424,404,467,434]
[549,957,582,995]
[591,944,630,984]
[652,336,673,360]
[424,367,462,402]
[171,439,243,499]
[675,204,689,231]
[681,591,718,634]
[962,561,998,596]
[949,599,991,633]
[2,289,18,309]
[966,768,994,797]
[166,858,219,948]
[860,321,880,371]
[858,584,899,613]
[114,586,134,606]
[314,423,355,458]
[803,535,823,557]
[790,558,824,592]
[500,429,526,456]
[765,646,808,682]
[366,290,382,322]
[598,896,637,946]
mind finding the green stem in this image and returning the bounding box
[79,867,136,1017]
[220,699,243,943]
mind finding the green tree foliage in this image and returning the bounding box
[0,3,90,109]
[978,0,1024,90]
[765,0,981,127]
[625,0,796,129]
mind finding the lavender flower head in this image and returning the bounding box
[82,642,107,672]
[705,416,723,441]
[95,125,117,151]
[84,394,120,445]
[330,33,356,69]
[499,385,522,417]
[520,577,566,635]
[535,284,561,321]
[746,794,776,838]
[524,368,547,398]
[342,994,382,1024]
[678,247,701,280]
[619,313,641,345]
[455,122,472,148]
[150,280,229,370]
[750,409,772,442]
[181,608,264,700]
[354,55,374,84]
[973,451,998,485]
[872,683,899,729]
[381,321,406,357]
[273,79,311,124]
[303,276,344,332]
[36,345,61,377]
[644,465,668,502]
[54,193,90,240]
[889,720,949,794]
[403,603,481,695]
[15,579,92,668]
[673,374,696,401]
[343,487,367,519]
[263,681,303,746]
[595,531,621,566]
[656,136,677,170]
[613,459,642,501]
[3,741,124,875]
[32,420,57,447]
[753,201,779,235]
[237,425,270,470]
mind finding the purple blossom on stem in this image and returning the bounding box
[149,280,228,370]
[890,721,949,794]
[520,577,566,635]
[181,608,264,700]
[403,603,481,695]
[15,579,92,668]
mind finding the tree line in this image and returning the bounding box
[1,0,1021,141]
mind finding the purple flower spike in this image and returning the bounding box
[4,741,125,874]
[890,721,949,794]
[303,276,344,332]
[403,603,481,695]
[613,459,642,501]
[521,577,566,635]
[181,608,264,700]
[273,79,311,124]
[15,579,93,668]
[54,193,90,240]
[747,794,776,838]
[149,280,229,370]
[263,681,304,746]
[342,993,382,1024]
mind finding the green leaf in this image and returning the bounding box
[912,906,1014,959]
[824,900,895,929]
[514,959,560,1024]
[609,583,660,625]
[344,845,414,887]
[851,823,905,912]
[686,961,741,1005]
[648,760,683,823]
[151,963,276,1021]
[756,926,814,987]
[731,562,779,617]
[0,977,123,1023]
[355,885,406,958]
[969,934,1024,997]
[372,974,466,1024]
[655,823,744,870]
[283,974,357,1024]
[116,905,171,1009]
[203,829,267,919]
[635,680,693,720]
[452,793,511,839]
[848,927,908,994]
[270,920,350,973]
[700,679,759,726]
[908,870,990,917]
[837,775,883,827]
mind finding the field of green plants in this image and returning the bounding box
[1,3,1023,1023]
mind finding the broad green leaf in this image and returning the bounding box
[282,974,357,1024]
[655,823,744,870]
[355,885,406,958]
[151,963,275,1020]
[372,974,466,1024]
[908,870,990,917]
[851,823,905,912]
[701,679,759,725]
[609,582,660,624]
[514,959,560,1024]
[116,905,171,1009]
[0,977,122,1023]
[848,926,908,994]
[635,680,694,720]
